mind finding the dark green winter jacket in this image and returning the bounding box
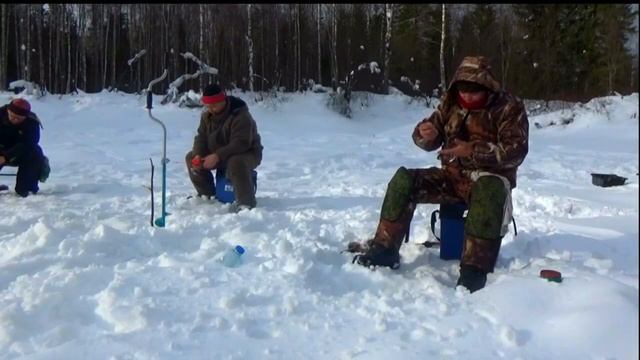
[192,96,263,162]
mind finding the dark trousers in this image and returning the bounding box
[185,151,261,207]
[1,145,45,197]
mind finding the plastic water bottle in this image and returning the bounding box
[222,245,245,268]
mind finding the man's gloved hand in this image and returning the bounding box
[191,155,203,170]
[202,153,220,170]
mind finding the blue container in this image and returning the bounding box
[435,203,467,260]
[215,167,258,204]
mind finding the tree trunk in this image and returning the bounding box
[199,4,205,91]
[48,7,53,92]
[0,4,8,90]
[103,7,109,90]
[37,7,45,91]
[439,4,446,91]
[111,5,117,89]
[331,4,338,91]
[383,4,394,94]
[54,5,61,93]
[80,5,86,91]
[247,4,254,92]
[274,5,279,88]
[66,5,72,94]
[26,5,31,82]
[296,4,301,91]
[260,6,265,91]
[14,5,22,81]
[317,4,322,86]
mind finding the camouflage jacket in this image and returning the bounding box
[412,56,529,189]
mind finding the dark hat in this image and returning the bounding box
[8,98,31,117]
[202,84,226,104]
[455,80,489,93]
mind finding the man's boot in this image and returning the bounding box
[456,264,487,293]
[352,218,408,269]
[457,234,502,293]
[353,167,415,269]
[352,239,401,269]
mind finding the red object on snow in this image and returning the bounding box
[540,269,563,283]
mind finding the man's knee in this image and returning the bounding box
[13,145,43,165]
[185,151,195,166]
[226,155,251,179]
[465,176,507,240]
[380,166,414,221]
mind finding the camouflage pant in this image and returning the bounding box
[372,166,510,273]
[185,151,261,207]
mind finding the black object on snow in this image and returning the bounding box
[591,173,627,187]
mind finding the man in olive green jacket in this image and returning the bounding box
[351,56,529,293]
[186,84,263,210]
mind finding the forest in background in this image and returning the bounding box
[0,4,637,102]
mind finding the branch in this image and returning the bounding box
[127,49,147,66]
[180,52,219,75]
[162,70,202,105]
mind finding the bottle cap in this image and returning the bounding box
[540,269,562,283]
[235,245,245,255]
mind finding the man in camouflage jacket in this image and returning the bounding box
[352,56,529,293]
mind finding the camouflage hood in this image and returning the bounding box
[444,56,501,103]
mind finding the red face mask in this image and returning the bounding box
[457,91,488,110]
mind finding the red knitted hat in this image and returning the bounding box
[8,98,31,116]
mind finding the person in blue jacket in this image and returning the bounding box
[0,98,50,197]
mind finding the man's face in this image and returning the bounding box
[7,109,26,126]
[205,100,227,114]
[458,89,487,104]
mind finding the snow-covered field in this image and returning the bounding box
[0,89,637,359]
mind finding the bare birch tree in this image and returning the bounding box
[331,4,338,90]
[66,5,72,94]
[247,4,254,92]
[102,6,109,90]
[199,4,205,91]
[383,4,394,94]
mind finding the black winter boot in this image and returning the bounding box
[352,241,400,269]
[456,264,487,293]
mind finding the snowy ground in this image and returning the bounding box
[0,89,638,360]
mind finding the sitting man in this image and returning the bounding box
[0,98,50,197]
[185,84,263,211]
[350,56,529,293]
